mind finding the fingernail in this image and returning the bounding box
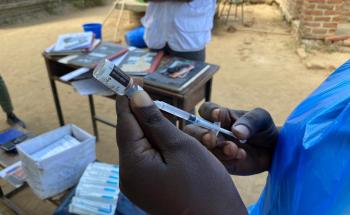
[212,109,220,121]
[131,91,153,108]
[232,125,250,140]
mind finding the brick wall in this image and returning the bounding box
[341,0,350,22]
[299,0,343,39]
[289,0,304,19]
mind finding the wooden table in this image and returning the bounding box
[0,149,27,215]
[42,52,218,140]
[0,49,217,215]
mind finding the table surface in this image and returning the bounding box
[0,150,18,168]
[0,128,30,168]
[0,49,218,214]
[42,52,218,108]
[43,46,218,132]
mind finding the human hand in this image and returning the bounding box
[183,102,279,176]
[116,92,247,215]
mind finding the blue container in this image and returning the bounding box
[125,26,147,48]
[82,23,102,39]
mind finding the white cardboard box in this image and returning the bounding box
[16,124,96,199]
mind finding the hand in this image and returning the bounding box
[116,91,247,215]
[183,102,279,176]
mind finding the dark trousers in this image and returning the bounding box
[0,75,13,114]
[156,44,206,62]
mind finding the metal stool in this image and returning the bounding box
[219,0,245,25]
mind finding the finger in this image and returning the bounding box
[198,102,221,122]
[199,102,246,130]
[232,108,277,142]
[212,109,220,121]
[237,148,247,160]
[221,142,246,160]
[130,91,186,152]
[218,109,247,130]
[232,125,250,141]
[116,95,151,156]
[183,125,217,149]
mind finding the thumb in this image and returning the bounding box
[116,95,150,158]
[232,125,250,141]
[232,108,275,141]
[130,91,185,152]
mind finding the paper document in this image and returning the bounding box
[71,78,114,96]
[45,44,55,53]
[58,55,79,64]
[54,32,94,51]
[31,135,81,161]
[60,67,91,82]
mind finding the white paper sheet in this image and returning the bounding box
[54,32,94,51]
[71,78,114,96]
[31,135,81,161]
[60,67,91,82]
[58,55,79,64]
[0,161,25,188]
[0,161,22,178]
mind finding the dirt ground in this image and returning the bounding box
[0,2,348,214]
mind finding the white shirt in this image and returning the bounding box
[141,0,216,52]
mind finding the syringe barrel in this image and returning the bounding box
[194,116,241,142]
[156,101,190,120]
[193,117,221,132]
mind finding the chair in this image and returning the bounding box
[219,0,245,25]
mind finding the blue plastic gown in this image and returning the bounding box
[249,60,350,215]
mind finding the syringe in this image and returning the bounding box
[92,60,244,144]
[155,101,244,143]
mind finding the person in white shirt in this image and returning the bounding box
[142,0,216,62]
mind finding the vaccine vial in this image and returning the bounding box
[93,59,143,98]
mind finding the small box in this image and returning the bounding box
[16,124,96,199]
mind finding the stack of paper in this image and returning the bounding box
[31,135,81,161]
[16,124,96,199]
[69,162,120,215]
[45,32,100,56]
